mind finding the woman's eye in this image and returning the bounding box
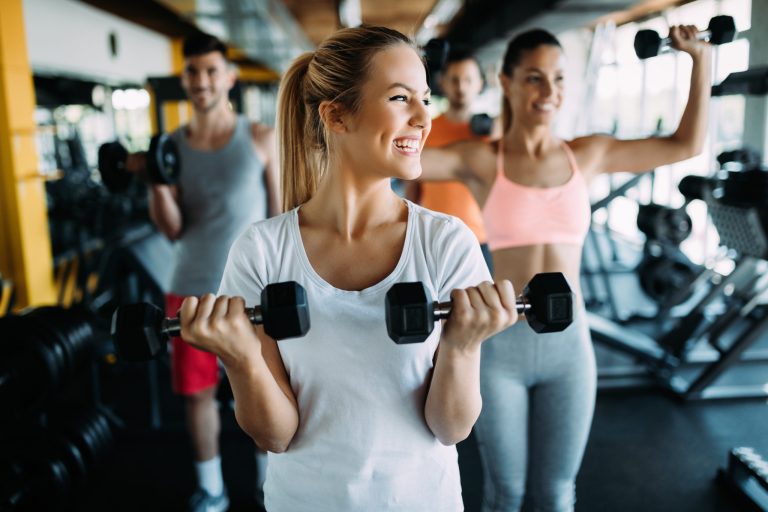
[423,99,432,106]
[526,76,540,83]
[389,95,408,102]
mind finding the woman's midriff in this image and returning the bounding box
[491,244,583,307]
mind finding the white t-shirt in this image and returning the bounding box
[218,200,491,512]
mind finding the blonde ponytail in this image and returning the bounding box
[277,53,319,211]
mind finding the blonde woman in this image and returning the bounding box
[177,26,518,511]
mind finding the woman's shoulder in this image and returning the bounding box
[408,201,476,245]
[565,133,615,155]
[233,210,295,249]
[409,200,460,224]
[563,134,614,178]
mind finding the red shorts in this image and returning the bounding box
[166,293,220,396]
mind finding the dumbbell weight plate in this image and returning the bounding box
[637,203,692,246]
[678,175,716,201]
[708,15,736,45]
[470,113,493,136]
[97,141,131,193]
[634,30,662,60]
[717,148,761,169]
[637,251,698,305]
[146,133,181,185]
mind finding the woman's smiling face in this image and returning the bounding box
[334,44,432,181]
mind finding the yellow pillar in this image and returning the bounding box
[0,0,56,308]
[162,38,191,132]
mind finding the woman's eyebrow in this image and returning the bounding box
[387,83,431,95]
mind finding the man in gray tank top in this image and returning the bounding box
[146,34,279,512]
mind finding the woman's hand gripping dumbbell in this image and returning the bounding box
[111,281,310,362]
[385,272,574,344]
[633,16,734,60]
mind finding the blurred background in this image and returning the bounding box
[1,1,768,511]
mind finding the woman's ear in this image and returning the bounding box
[319,100,347,134]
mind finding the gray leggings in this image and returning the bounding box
[474,307,596,512]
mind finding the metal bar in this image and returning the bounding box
[683,311,768,398]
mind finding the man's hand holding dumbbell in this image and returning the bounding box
[124,151,147,178]
[97,133,181,193]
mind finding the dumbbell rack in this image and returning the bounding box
[719,447,768,511]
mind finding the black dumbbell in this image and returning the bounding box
[385,272,574,344]
[636,203,692,246]
[717,148,762,170]
[97,133,180,193]
[146,132,181,185]
[636,244,699,305]
[97,141,131,193]
[634,15,736,60]
[0,407,115,510]
[470,113,493,136]
[678,174,717,201]
[111,281,311,362]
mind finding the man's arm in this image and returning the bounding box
[127,151,183,240]
[251,123,281,216]
[148,184,183,240]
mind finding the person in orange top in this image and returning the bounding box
[408,49,495,269]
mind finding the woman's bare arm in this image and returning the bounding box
[180,295,299,452]
[581,26,712,177]
[420,140,493,184]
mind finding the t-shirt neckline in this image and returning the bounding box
[288,199,414,295]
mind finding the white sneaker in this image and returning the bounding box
[188,488,229,512]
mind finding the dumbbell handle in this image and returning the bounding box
[161,306,263,338]
[433,296,532,320]
[657,28,713,49]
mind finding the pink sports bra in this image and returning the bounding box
[482,141,591,251]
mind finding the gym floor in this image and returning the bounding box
[71,328,768,512]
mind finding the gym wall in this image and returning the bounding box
[23,0,172,83]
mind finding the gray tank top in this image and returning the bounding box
[169,115,267,295]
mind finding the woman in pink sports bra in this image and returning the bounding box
[420,27,711,512]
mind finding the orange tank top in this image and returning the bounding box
[420,115,487,242]
[482,141,591,251]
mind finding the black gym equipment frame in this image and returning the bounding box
[590,263,768,400]
[92,223,174,430]
[590,193,768,400]
[582,173,647,320]
[712,66,768,97]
